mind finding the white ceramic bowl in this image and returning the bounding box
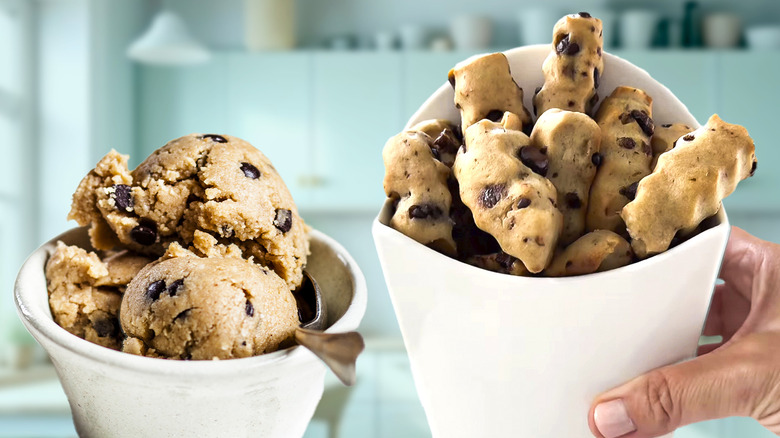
[373,45,728,438]
[15,227,367,438]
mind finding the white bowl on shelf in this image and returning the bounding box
[746,25,780,49]
[373,44,727,438]
[15,227,367,438]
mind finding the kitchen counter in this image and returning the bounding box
[0,341,774,438]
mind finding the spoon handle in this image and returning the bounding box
[295,328,365,386]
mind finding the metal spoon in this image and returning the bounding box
[292,270,364,386]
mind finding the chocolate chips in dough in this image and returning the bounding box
[381,12,757,277]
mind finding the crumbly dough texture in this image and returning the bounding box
[383,131,456,255]
[534,13,604,117]
[120,243,300,360]
[46,242,125,350]
[622,114,757,258]
[530,109,601,246]
[453,116,563,273]
[449,53,532,135]
[69,134,309,290]
[95,250,154,289]
[586,86,654,236]
[544,230,633,276]
[651,123,693,170]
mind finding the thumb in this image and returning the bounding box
[588,344,761,438]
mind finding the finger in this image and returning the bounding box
[701,285,724,336]
[588,343,759,438]
[717,227,758,299]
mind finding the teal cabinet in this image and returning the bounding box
[309,52,403,212]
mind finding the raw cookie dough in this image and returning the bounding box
[466,252,530,276]
[410,119,462,167]
[453,115,563,273]
[46,242,123,350]
[530,108,602,246]
[449,53,532,135]
[622,114,757,258]
[69,134,309,290]
[651,123,693,169]
[120,243,300,360]
[586,86,655,236]
[534,12,604,117]
[544,230,633,277]
[95,250,154,289]
[383,131,456,255]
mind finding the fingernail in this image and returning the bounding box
[594,399,636,438]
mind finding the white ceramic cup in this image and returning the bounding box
[15,227,367,438]
[450,15,493,50]
[399,25,428,50]
[620,10,660,49]
[746,25,780,50]
[517,8,561,46]
[703,13,742,48]
[373,45,727,438]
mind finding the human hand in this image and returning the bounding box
[588,226,780,438]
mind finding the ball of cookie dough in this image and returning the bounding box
[46,242,124,350]
[120,245,300,360]
[69,133,309,290]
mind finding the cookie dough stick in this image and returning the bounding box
[382,131,456,256]
[544,230,633,277]
[530,108,602,246]
[622,114,757,258]
[453,114,563,273]
[586,86,655,236]
[409,119,462,168]
[448,52,532,135]
[534,12,604,117]
[650,123,694,170]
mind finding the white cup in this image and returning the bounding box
[746,25,780,50]
[517,8,561,46]
[703,13,742,48]
[399,25,428,50]
[244,0,296,51]
[374,45,727,438]
[620,10,660,49]
[450,15,493,50]
[374,31,397,51]
[15,227,367,438]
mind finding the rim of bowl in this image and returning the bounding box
[14,228,368,376]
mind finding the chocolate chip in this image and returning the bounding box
[630,110,655,136]
[131,221,157,246]
[565,260,573,268]
[240,162,261,179]
[683,134,695,142]
[642,141,652,156]
[619,182,639,201]
[111,184,133,212]
[485,110,504,122]
[448,70,456,88]
[565,192,582,209]
[568,100,575,107]
[495,252,516,270]
[579,11,592,18]
[167,279,184,297]
[433,129,459,157]
[408,204,443,219]
[750,160,757,176]
[662,123,672,128]
[93,318,118,338]
[617,137,636,149]
[589,92,599,108]
[517,198,531,209]
[201,134,227,143]
[556,34,580,55]
[146,280,166,301]
[273,209,292,233]
[522,123,533,137]
[591,152,603,167]
[186,194,202,204]
[597,46,602,56]
[518,146,549,176]
[593,68,600,89]
[479,184,507,209]
[245,300,255,317]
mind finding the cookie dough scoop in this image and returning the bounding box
[622,114,757,258]
[534,12,604,117]
[530,108,602,246]
[449,52,533,135]
[453,113,563,273]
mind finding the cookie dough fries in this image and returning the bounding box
[534,12,604,117]
[381,11,758,277]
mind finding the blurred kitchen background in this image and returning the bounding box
[1,0,779,436]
